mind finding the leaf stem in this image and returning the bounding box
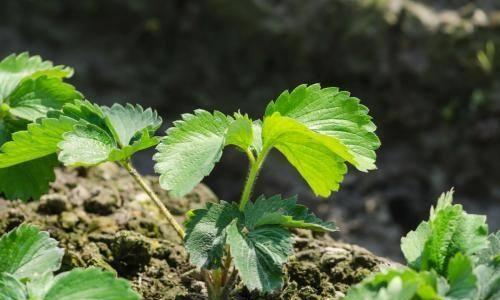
[121,160,185,239]
[239,147,269,211]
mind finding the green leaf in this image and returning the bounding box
[446,253,477,299]
[0,52,73,100]
[474,263,500,300]
[0,120,10,146]
[0,155,59,201]
[401,190,489,275]
[184,201,241,269]
[54,99,107,128]
[7,76,82,121]
[0,224,64,281]
[154,110,232,197]
[58,123,115,166]
[102,103,161,147]
[265,83,380,172]
[227,222,292,292]
[261,113,347,197]
[0,117,76,168]
[108,130,160,162]
[0,273,27,300]
[243,195,336,232]
[225,113,254,151]
[41,268,140,300]
[344,268,442,300]
[476,232,500,265]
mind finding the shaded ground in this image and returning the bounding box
[0,165,393,300]
[0,0,499,260]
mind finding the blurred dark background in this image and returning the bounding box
[1,0,499,260]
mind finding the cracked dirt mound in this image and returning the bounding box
[0,164,394,299]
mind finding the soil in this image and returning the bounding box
[0,164,394,300]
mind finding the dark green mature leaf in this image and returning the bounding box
[262,114,348,197]
[0,52,73,100]
[0,155,59,201]
[0,224,63,281]
[154,110,232,197]
[184,201,241,269]
[41,268,140,300]
[401,190,489,275]
[58,123,116,166]
[446,253,477,299]
[344,268,442,300]
[243,195,336,232]
[0,273,27,300]
[7,76,82,121]
[102,103,161,147]
[227,222,292,292]
[265,83,380,172]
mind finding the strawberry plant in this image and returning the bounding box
[345,190,500,300]
[153,84,380,298]
[0,223,140,300]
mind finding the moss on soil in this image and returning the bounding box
[0,163,394,299]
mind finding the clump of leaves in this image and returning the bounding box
[0,223,140,300]
[0,53,82,200]
[153,84,380,298]
[345,189,499,300]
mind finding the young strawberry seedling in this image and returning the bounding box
[345,190,499,300]
[153,84,381,298]
[0,224,140,299]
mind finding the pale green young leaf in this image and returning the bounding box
[41,268,140,300]
[476,232,500,265]
[0,155,59,201]
[0,273,27,300]
[154,110,231,197]
[243,195,336,232]
[0,224,64,281]
[251,120,263,153]
[445,253,477,300]
[227,222,292,292]
[58,123,115,166]
[0,52,73,100]
[0,117,76,168]
[265,84,380,171]
[102,103,161,147]
[262,114,347,197]
[344,268,442,300]
[6,76,82,121]
[225,113,253,151]
[474,263,500,300]
[401,222,431,270]
[184,201,241,269]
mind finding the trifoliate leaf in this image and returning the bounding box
[0,155,59,201]
[225,113,254,151]
[55,99,107,128]
[0,224,64,281]
[41,268,140,300]
[184,201,241,269]
[6,76,82,121]
[445,253,477,300]
[265,84,380,172]
[108,130,160,162]
[262,113,347,197]
[102,103,161,147]
[154,110,231,197]
[243,195,336,232]
[227,222,292,292]
[401,190,489,275]
[0,273,27,300]
[0,52,73,100]
[0,117,76,168]
[344,268,441,300]
[58,123,115,166]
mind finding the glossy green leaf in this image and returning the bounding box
[154,110,231,197]
[265,83,380,172]
[227,222,292,292]
[0,224,63,281]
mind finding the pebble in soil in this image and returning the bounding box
[0,164,394,299]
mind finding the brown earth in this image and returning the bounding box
[0,164,395,300]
